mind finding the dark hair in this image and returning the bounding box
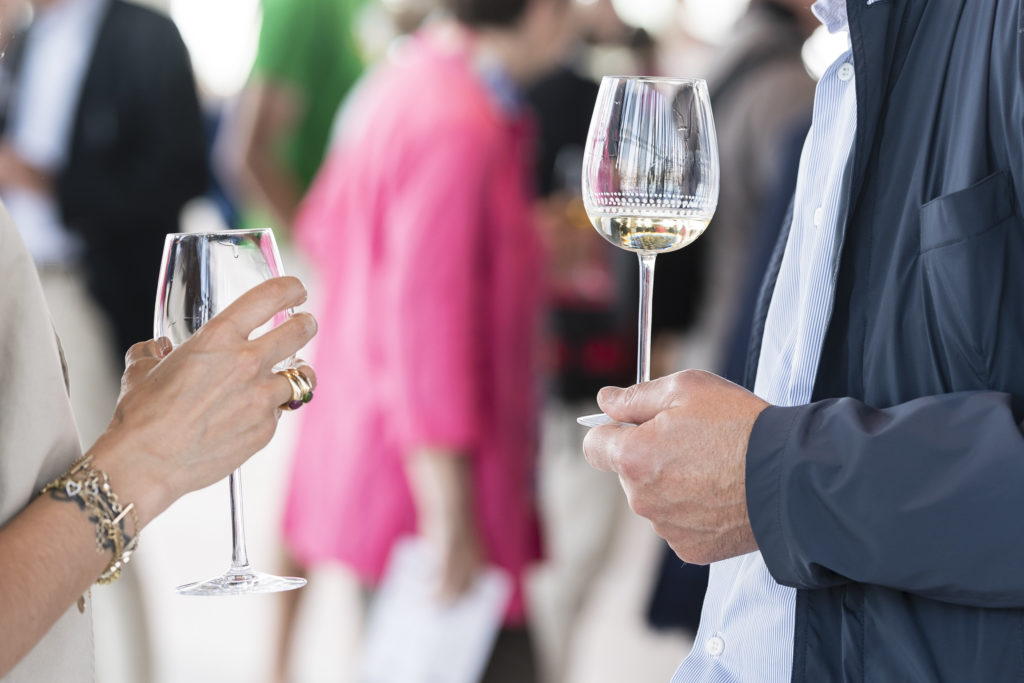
[444,0,531,28]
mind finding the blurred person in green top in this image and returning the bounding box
[229,0,365,231]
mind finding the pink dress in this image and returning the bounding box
[282,28,544,623]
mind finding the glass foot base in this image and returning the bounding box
[577,413,635,428]
[176,569,307,596]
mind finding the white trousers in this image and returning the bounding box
[529,401,627,683]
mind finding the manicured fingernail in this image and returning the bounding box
[597,386,622,404]
[157,337,173,357]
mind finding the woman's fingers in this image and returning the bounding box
[254,312,318,365]
[120,338,172,397]
[124,338,170,367]
[215,276,308,339]
[273,371,299,408]
[293,361,317,391]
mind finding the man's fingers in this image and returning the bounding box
[217,276,308,339]
[597,375,677,424]
[253,312,318,366]
[582,422,635,473]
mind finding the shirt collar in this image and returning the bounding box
[812,0,887,34]
[419,23,525,117]
[34,0,106,25]
[474,58,524,116]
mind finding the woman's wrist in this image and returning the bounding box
[86,431,176,532]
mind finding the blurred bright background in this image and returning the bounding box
[153,0,844,98]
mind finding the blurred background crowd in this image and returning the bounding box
[0,0,846,680]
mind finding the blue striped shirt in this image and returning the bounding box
[670,0,883,680]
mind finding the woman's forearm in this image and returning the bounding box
[405,448,483,599]
[0,437,156,677]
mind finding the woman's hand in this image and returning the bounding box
[117,337,172,397]
[91,276,318,527]
[0,277,317,678]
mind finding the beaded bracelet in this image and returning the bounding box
[41,455,139,584]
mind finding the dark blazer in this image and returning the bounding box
[11,0,207,354]
[743,0,1024,680]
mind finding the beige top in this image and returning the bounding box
[0,205,94,682]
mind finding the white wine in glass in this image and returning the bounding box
[590,214,712,253]
[578,77,719,428]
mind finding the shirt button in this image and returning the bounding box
[813,207,824,227]
[706,635,725,657]
[838,62,855,81]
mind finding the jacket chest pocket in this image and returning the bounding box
[918,170,1021,389]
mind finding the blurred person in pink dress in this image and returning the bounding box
[275,0,574,680]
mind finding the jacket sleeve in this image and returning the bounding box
[748,391,1024,608]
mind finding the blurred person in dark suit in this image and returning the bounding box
[0,0,206,444]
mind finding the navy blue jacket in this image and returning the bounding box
[743,0,1024,680]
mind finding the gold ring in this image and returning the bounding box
[278,367,314,411]
[289,367,314,401]
[289,367,313,397]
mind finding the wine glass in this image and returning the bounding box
[154,228,307,595]
[577,76,719,427]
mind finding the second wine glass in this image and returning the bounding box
[154,228,307,595]
[577,76,719,427]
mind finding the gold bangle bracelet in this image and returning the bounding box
[41,455,138,585]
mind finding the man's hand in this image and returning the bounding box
[583,370,770,565]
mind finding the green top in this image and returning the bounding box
[252,0,365,192]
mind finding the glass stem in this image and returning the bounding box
[637,252,657,384]
[228,469,251,572]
